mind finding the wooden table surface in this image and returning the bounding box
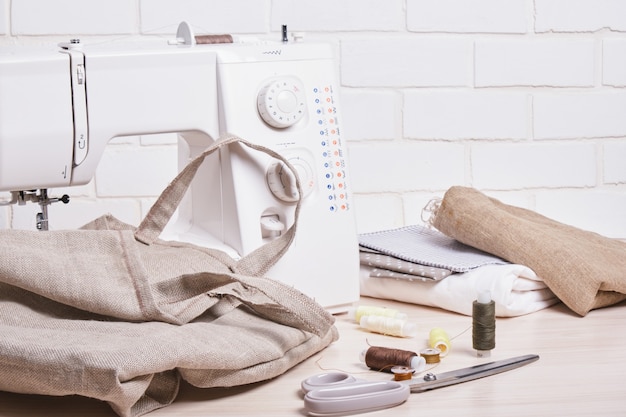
[1,296,625,417]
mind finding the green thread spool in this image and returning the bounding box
[472,290,496,358]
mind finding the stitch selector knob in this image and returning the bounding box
[257,77,307,128]
[266,157,315,203]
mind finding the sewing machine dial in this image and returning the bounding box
[266,156,315,203]
[257,77,307,128]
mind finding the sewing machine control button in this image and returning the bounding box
[257,77,307,128]
[277,90,298,113]
[266,157,315,203]
[260,214,285,239]
[267,161,298,202]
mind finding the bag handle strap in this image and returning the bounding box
[135,133,302,277]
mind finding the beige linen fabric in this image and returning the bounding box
[0,134,337,417]
[430,186,626,316]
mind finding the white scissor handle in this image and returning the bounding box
[301,372,358,394]
[302,376,410,416]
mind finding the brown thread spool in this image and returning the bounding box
[362,346,421,373]
[419,348,441,364]
[194,34,233,44]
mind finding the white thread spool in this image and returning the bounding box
[348,305,408,323]
[359,315,417,338]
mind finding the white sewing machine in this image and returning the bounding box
[0,23,360,312]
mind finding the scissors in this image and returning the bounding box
[302,354,539,416]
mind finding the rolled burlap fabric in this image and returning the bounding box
[429,186,626,316]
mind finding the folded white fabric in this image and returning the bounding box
[360,263,559,317]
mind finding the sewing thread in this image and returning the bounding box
[472,291,496,357]
[419,348,441,364]
[360,346,425,373]
[349,305,408,323]
[428,327,451,357]
[194,34,234,44]
[390,366,414,381]
[359,315,417,338]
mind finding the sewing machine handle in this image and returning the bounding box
[134,133,303,277]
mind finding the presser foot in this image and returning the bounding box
[3,189,71,231]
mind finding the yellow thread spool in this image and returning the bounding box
[428,327,451,357]
[349,305,408,323]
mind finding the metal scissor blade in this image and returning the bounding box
[409,354,539,393]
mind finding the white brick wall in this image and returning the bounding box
[141,0,268,34]
[0,0,7,35]
[407,0,529,34]
[604,141,626,184]
[471,142,597,189]
[534,92,626,139]
[1,1,625,239]
[341,38,472,87]
[475,39,595,87]
[403,91,528,140]
[348,142,466,192]
[12,0,137,35]
[271,0,405,32]
[604,39,626,86]
[341,90,401,140]
[535,0,626,32]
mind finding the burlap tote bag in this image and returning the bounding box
[428,186,626,316]
[0,134,338,417]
